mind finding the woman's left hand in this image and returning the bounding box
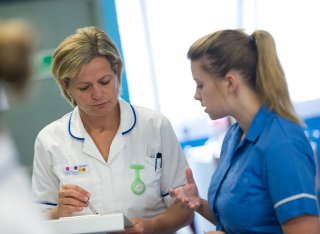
[123,218,154,234]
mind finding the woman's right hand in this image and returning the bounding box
[51,184,90,219]
[169,167,201,210]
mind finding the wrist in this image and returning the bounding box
[150,218,156,234]
[195,197,203,212]
[48,207,58,219]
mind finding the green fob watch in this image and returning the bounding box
[129,164,146,195]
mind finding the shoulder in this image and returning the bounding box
[133,104,171,126]
[261,113,314,165]
[134,105,167,119]
[37,111,71,140]
[266,113,308,145]
[119,99,173,134]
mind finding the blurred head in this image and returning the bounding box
[51,26,123,107]
[0,19,35,96]
[188,29,300,124]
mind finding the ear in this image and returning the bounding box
[223,71,238,94]
[59,79,70,95]
[59,79,67,90]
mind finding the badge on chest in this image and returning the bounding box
[64,164,88,175]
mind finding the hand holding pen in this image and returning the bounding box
[50,184,91,219]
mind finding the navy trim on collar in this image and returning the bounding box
[122,104,136,135]
[68,111,85,141]
[68,103,136,139]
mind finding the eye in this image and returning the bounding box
[78,86,89,91]
[196,83,203,89]
[100,79,110,85]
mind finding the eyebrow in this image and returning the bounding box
[75,74,114,85]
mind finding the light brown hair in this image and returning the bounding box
[188,29,301,124]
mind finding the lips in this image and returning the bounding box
[93,102,107,107]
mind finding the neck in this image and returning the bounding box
[232,91,262,134]
[80,104,120,134]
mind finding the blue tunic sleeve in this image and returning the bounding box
[264,137,319,224]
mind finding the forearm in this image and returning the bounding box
[282,215,320,234]
[196,198,215,224]
[152,203,194,234]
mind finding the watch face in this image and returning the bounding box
[131,181,146,195]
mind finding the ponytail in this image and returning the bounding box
[253,30,301,124]
[188,29,301,124]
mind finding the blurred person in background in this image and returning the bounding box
[0,19,53,234]
[170,29,320,234]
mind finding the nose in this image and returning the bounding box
[91,84,103,100]
[194,90,201,101]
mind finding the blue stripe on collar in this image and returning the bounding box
[68,111,85,141]
[68,104,136,139]
[122,104,136,135]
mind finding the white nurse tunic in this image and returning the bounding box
[31,98,188,218]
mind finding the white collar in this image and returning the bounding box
[68,98,136,140]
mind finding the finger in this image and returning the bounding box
[59,188,89,202]
[57,204,83,218]
[124,227,137,234]
[124,218,139,233]
[62,184,91,196]
[59,197,87,207]
[61,204,84,212]
[185,167,195,185]
[59,187,89,203]
[169,188,177,197]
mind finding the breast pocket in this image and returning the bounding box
[53,162,103,216]
[142,154,164,199]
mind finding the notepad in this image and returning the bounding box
[46,213,133,234]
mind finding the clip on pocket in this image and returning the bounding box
[155,153,162,171]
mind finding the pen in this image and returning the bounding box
[154,152,162,171]
[59,182,100,215]
[40,200,100,215]
[87,199,100,215]
[40,201,57,206]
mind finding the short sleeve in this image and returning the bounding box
[264,138,319,223]
[160,117,189,207]
[31,133,60,206]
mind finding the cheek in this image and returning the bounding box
[201,88,211,101]
[113,80,120,95]
[73,92,90,104]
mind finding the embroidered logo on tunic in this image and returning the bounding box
[65,164,88,175]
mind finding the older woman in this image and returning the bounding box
[31,26,193,233]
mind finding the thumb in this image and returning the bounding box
[185,167,195,185]
[169,188,177,197]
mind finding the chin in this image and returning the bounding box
[208,112,221,120]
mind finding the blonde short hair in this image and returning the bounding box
[51,26,123,106]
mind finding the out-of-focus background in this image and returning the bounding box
[1,0,320,233]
